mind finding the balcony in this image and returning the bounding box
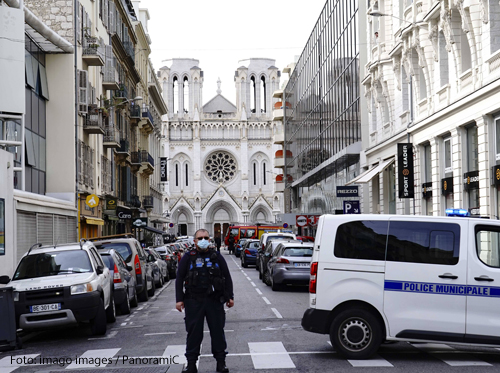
[123,41,135,64]
[115,139,130,161]
[83,106,105,135]
[275,182,285,192]
[273,131,284,144]
[130,104,141,121]
[103,126,120,148]
[82,37,104,66]
[130,151,142,171]
[140,150,154,175]
[274,150,293,169]
[126,194,142,208]
[102,64,119,91]
[272,101,293,120]
[139,106,154,133]
[143,195,154,209]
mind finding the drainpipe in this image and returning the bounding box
[73,0,79,238]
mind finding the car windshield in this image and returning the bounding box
[95,243,133,262]
[267,236,294,242]
[13,250,93,280]
[248,242,260,249]
[283,247,313,257]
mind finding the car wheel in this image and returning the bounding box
[258,266,263,280]
[157,274,163,288]
[264,270,271,286]
[164,271,170,283]
[329,308,383,359]
[138,285,149,302]
[90,298,107,335]
[170,270,177,280]
[271,274,282,291]
[130,287,138,308]
[105,295,116,323]
[120,288,131,315]
[148,278,156,297]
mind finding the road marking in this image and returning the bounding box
[250,282,256,287]
[204,330,234,333]
[246,277,252,281]
[262,297,271,305]
[163,344,201,369]
[271,308,282,318]
[144,332,176,336]
[248,342,295,369]
[121,322,127,326]
[0,354,39,373]
[255,288,263,295]
[66,349,120,369]
[411,343,492,366]
[348,355,393,367]
[88,330,118,341]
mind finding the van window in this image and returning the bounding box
[387,221,459,265]
[475,225,500,267]
[334,221,388,260]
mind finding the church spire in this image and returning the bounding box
[217,77,222,95]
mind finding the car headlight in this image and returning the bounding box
[70,283,93,295]
[13,291,19,302]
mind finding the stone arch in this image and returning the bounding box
[250,204,272,223]
[203,198,241,229]
[172,202,195,235]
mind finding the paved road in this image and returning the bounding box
[3,250,500,373]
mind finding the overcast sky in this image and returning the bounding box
[139,0,327,106]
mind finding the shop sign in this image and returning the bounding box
[422,182,432,199]
[336,186,358,197]
[117,207,132,220]
[398,143,414,198]
[441,177,454,195]
[133,217,148,227]
[463,170,479,191]
[85,194,99,208]
[160,157,168,182]
[493,165,500,186]
[106,198,117,210]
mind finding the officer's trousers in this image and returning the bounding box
[184,296,227,362]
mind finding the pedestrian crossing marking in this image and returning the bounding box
[348,355,394,367]
[162,344,201,370]
[0,354,39,373]
[66,348,120,369]
[249,342,295,369]
[410,343,492,366]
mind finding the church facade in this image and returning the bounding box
[158,58,283,239]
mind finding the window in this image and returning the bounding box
[263,162,266,185]
[260,76,266,113]
[386,221,460,265]
[173,77,179,114]
[475,225,500,268]
[0,199,4,255]
[250,76,256,113]
[419,66,427,100]
[183,77,189,113]
[175,164,179,187]
[466,125,478,172]
[424,144,432,182]
[439,31,449,86]
[444,137,452,174]
[496,117,500,160]
[461,31,472,73]
[253,163,257,185]
[334,221,388,260]
[185,164,188,186]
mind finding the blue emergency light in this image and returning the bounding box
[445,208,470,217]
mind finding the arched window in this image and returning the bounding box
[263,162,267,185]
[250,76,256,113]
[183,77,189,113]
[185,163,189,186]
[419,66,427,100]
[439,31,449,86]
[173,77,179,114]
[253,162,257,185]
[461,30,472,72]
[490,0,500,53]
[175,163,179,186]
[260,76,266,113]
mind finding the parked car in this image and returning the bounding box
[257,232,297,273]
[240,239,260,268]
[92,235,154,303]
[0,240,114,335]
[259,239,300,281]
[296,236,315,243]
[154,246,177,279]
[167,243,183,263]
[235,238,250,257]
[266,242,314,290]
[98,248,138,314]
[146,248,169,285]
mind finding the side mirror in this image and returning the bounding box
[96,265,104,275]
[0,275,11,284]
[126,265,133,271]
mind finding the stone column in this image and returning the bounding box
[450,128,463,209]
[477,115,491,217]
[430,137,441,215]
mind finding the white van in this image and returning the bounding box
[302,214,500,359]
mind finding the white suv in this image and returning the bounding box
[0,240,115,335]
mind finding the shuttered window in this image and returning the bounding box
[37,214,53,245]
[16,212,37,262]
[54,215,67,244]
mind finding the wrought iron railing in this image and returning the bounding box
[143,195,154,209]
[141,150,154,167]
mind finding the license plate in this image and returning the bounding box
[30,303,61,313]
[294,263,309,267]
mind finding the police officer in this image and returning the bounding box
[176,229,234,373]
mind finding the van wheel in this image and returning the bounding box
[105,296,116,323]
[130,287,138,307]
[138,286,149,302]
[120,289,131,315]
[329,308,382,359]
[90,299,107,335]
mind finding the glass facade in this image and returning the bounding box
[283,0,360,213]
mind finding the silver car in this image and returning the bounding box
[267,242,314,291]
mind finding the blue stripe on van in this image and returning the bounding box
[384,280,500,298]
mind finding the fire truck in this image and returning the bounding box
[224,224,284,245]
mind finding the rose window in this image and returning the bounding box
[204,152,237,182]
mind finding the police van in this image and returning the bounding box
[302,213,500,359]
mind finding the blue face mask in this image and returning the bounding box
[197,239,210,250]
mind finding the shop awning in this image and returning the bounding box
[141,225,166,235]
[346,158,395,185]
[86,217,105,226]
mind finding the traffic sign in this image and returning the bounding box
[343,200,360,214]
[308,215,320,226]
[296,215,308,227]
[283,223,289,229]
[85,194,99,208]
[169,223,174,228]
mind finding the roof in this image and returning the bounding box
[28,242,93,254]
[203,94,237,113]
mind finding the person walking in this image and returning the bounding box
[228,235,235,255]
[176,229,234,373]
[214,236,222,252]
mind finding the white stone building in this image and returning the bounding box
[159,58,284,238]
[353,0,500,219]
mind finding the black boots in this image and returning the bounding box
[182,361,197,373]
[216,360,229,373]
